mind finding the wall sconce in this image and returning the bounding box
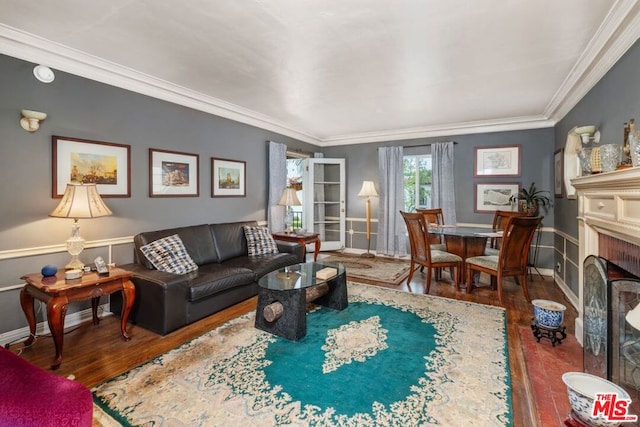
[20,109,47,132]
[574,125,601,144]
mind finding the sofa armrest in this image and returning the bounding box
[275,240,304,263]
[111,263,192,335]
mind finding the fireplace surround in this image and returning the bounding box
[572,167,640,346]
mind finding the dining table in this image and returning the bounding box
[429,225,503,285]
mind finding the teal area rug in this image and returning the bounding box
[93,283,512,426]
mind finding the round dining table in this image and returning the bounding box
[429,226,502,285]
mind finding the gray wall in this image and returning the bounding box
[0,53,318,334]
[553,38,640,295]
[324,128,555,262]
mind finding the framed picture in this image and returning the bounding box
[149,149,199,197]
[554,148,564,197]
[475,183,520,212]
[211,157,246,197]
[474,145,521,177]
[52,136,131,198]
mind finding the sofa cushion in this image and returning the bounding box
[210,221,257,262]
[243,225,279,256]
[134,224,219,268]
[187,264,255,302]
[222,252,299,278]
[140,235,199,275]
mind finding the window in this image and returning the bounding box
[403,155,432,211]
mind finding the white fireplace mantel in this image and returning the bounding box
[572,167,640,345]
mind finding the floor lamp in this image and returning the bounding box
[358,181,379,258]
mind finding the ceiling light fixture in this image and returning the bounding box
[33,65,55,83]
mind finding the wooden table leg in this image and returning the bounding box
[91,297,100,325]
[19,287,37,346]
[119,280,135,341]
[46,296,69,370]
[313,237,321,262]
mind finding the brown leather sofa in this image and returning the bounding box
[110,220,304,335]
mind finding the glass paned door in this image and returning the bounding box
[304,158,345,251]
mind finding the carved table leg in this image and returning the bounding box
[47,296,69,370]
[91,297,100,325]
[19,287,37,346]
[119,279,135,341]
[313,238,321,262]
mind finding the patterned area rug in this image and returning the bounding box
[93,283,512,426]
[320,252,411,285]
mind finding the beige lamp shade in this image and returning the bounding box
[50,184,112,219]
[278,187,302,207]
[626,303,640,331]
[358,181,379,198]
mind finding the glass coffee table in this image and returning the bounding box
[255,262,347,341]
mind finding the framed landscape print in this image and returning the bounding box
[474,183,519,212]
[211,157,246,197]
[52,136,131,198]
[474,145,521,177]
[149,148,199,197]
[554,148,564,197]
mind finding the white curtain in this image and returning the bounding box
[376,146,407,257]
[268,141,287,232]
[432,142,457,225]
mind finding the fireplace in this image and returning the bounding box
[572,167,640,345]
[573,168,640,413]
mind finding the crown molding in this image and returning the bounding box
[0,24,321,145]
[319,116,555,146]
[545,0,640,122]
[1,3,636,148]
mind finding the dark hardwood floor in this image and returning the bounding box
[9,265,578,427]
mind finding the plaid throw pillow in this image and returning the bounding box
[140,234,198,274]
[243,226,279,256]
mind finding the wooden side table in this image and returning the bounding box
[20,267,135,369]
[272,232,321,262]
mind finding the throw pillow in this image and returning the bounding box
[243,226,279,256]
[140,234,198,274]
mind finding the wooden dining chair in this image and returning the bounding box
[465,216,542,305]
[416,208,446,251]
[485,210,527,255]
[401,211,462,294]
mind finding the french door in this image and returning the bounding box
[303,158,345,251]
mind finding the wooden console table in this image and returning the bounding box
[20,267,135,369]
[272,232,321,261]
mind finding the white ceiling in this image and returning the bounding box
[1,1,639,146]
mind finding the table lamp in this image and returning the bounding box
[278,187,302,233]
[49,183,112,270]
[358,180,379,258]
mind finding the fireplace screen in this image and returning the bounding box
[583,255,609,379]
[610,278,640,400]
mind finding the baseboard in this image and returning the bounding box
[0,303,112,347]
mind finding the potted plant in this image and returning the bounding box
[510,182,552,216]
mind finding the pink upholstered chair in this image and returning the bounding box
[0,347,93,426]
